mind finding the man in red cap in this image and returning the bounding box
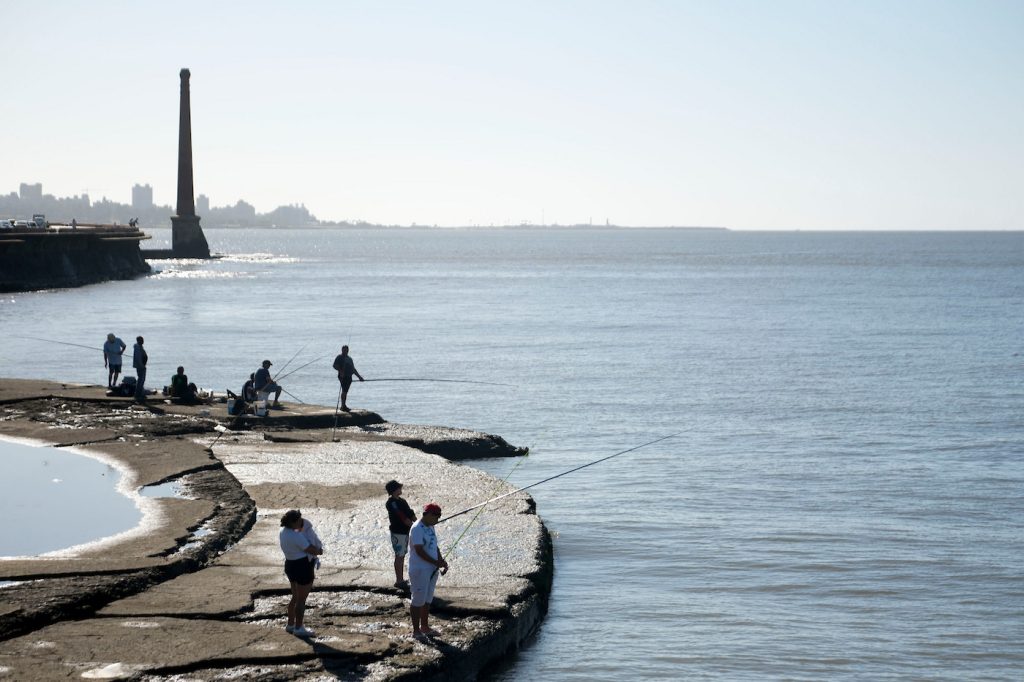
[408,502,448,641]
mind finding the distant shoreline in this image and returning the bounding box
[145,223,732,231]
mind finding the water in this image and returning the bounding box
[0,438,140,556]
[2,228,1023,679]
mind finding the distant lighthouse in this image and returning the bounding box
[169,68,211,258]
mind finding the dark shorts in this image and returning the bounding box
[340,376,353,390]
[284,558,315,586]
[109,363,122,370]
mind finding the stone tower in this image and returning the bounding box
[170,68,211,258]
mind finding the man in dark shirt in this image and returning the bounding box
[332,345,364,412]
[242,373,256,402]
[170,366,200,404]
[385,480,416,590]
[132,336,148,403]
[253,359,283,407]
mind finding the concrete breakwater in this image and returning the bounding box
[0,379,552,681]
[0,228,151,292]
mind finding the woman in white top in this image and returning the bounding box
[279,509,323,637]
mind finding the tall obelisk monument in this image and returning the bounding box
[170,68,211,258]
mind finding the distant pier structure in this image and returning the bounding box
[146,68,211,259]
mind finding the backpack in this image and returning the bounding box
[118,376,137,397]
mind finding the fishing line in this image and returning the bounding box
[439,432,682,523]
[443,445,532,558]
[363,378,514,387]
[15,335,103,352]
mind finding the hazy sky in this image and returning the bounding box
[2,1,1021,229]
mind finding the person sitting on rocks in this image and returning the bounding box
[242,373,257,403]
[253,360,282,407]
[169,366,200,404]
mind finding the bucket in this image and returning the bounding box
[255,400,268,417]
[226,398,236,415]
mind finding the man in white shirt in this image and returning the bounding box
[102,333,126,389]
[408,503,449,641]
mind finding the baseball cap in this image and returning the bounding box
[423,503,442,516]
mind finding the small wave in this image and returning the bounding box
[219,252,299,264]
[152,270,253,280]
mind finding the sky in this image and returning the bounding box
[1,0,1021,229]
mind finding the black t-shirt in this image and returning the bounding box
[386,497,416,534]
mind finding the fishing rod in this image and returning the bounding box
[273,341,310,382]
[363,378,514,387]
[280,387,305,404]
[274,353,334,383]
[439,432,681,523]
[15,335,103,352]
[443,447,531,557]
[331,385,344,441]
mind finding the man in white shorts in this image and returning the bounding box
[408,503,448,641]
[385,480,416,590]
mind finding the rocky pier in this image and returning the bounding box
[0,379,551,681]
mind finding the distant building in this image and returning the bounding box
[196,194,210,215]
[19,183,42,202]
[132,184,154,209]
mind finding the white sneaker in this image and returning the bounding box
[292,626,314,637]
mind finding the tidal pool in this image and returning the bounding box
[0,437,142,557]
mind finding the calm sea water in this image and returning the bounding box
[1,228,1022,679]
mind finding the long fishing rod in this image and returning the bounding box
[274,353,334,383]
[15,335,103,352]
[363,378,514,387]
[280,387,305,404]
[439,432,681,523]
[443,447,532,557]
[273,341,310,382]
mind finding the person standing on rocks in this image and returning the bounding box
[279,509,323,638]
[332,345,364,412]
[102,333,126,389]
[385,480,416,590]
[409,503,448,641]
[132,336,148,403]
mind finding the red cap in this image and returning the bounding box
[423,503,442,516]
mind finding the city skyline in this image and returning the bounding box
[2,1,1021,230]
[0,180,319,228]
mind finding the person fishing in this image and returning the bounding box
[332,345,364,412]
[253,359,283,408]
[102,333,126,389]
[409,502,448,641]
[132,336,148,403]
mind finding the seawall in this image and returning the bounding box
[0,228,151,292]
[0,379,552,681]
